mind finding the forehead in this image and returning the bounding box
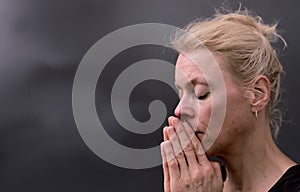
[175,53,208,86]
[175,50,232,90]
[176,54,201,76]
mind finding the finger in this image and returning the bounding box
[160,142,170,192]
[168,116,172,126]
[167,127,192,191]
[168,127,188,168]
[168,116,178,128]
[210,161,223,182]
[164,140,180,184]
[172,118,198,169]
[163,126,169,141]
[183,122,210,165]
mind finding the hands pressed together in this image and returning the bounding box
[160,116,224,192]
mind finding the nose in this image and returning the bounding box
[174,101,182,117]
[174,96,194,119]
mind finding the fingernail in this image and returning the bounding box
[173,118,179,126]
[163,126,168,132]
[168,116,173,126]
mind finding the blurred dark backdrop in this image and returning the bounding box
[1,0,300,191]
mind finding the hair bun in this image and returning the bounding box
[216,12,281,43]
[257,21,278,42]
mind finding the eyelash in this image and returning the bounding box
[177,89,209,100]
[196,92,209,100]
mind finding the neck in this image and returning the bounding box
[219,119,296,192]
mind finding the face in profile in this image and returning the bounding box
[174,50,253,156]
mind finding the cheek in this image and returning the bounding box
[221,91,250,136]
[196,101,212,130]
[227,89,248,117]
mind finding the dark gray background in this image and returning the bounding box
[1,0,299,191]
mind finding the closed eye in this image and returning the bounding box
[197,93,209,100]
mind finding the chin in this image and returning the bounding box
[202,136,224,157]
[204,146,219,157]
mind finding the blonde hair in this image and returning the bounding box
[172,9,286,138]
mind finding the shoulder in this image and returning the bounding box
[269,165,300,192]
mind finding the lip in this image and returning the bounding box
[195,131,205,134]
[183,121,205,136]
[195,131,205,141]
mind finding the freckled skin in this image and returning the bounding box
[175,53,254,157]
[163,51,297,192]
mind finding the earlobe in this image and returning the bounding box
[250,75,270,112]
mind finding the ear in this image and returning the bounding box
[250,75,270,112]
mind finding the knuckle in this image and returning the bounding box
[211,162,221,169]
[192,170,203,181]
[171,135,178,143]
[166,150,173,157]
[183,142,193,151]
[164,180,170,185]
[193,139,201,149]
[203,166,214,175]
[184,150,195,160]
[176,125,185,135]
[165,147,174,157]
[169,159,178,169]
[175,149,185,158]
[162,162,167,168]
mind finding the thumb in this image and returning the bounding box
[210,161,223,182]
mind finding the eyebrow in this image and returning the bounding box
[191,78,208,87]
[175,77,208,89]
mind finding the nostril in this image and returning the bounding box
[180,117,185,122]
